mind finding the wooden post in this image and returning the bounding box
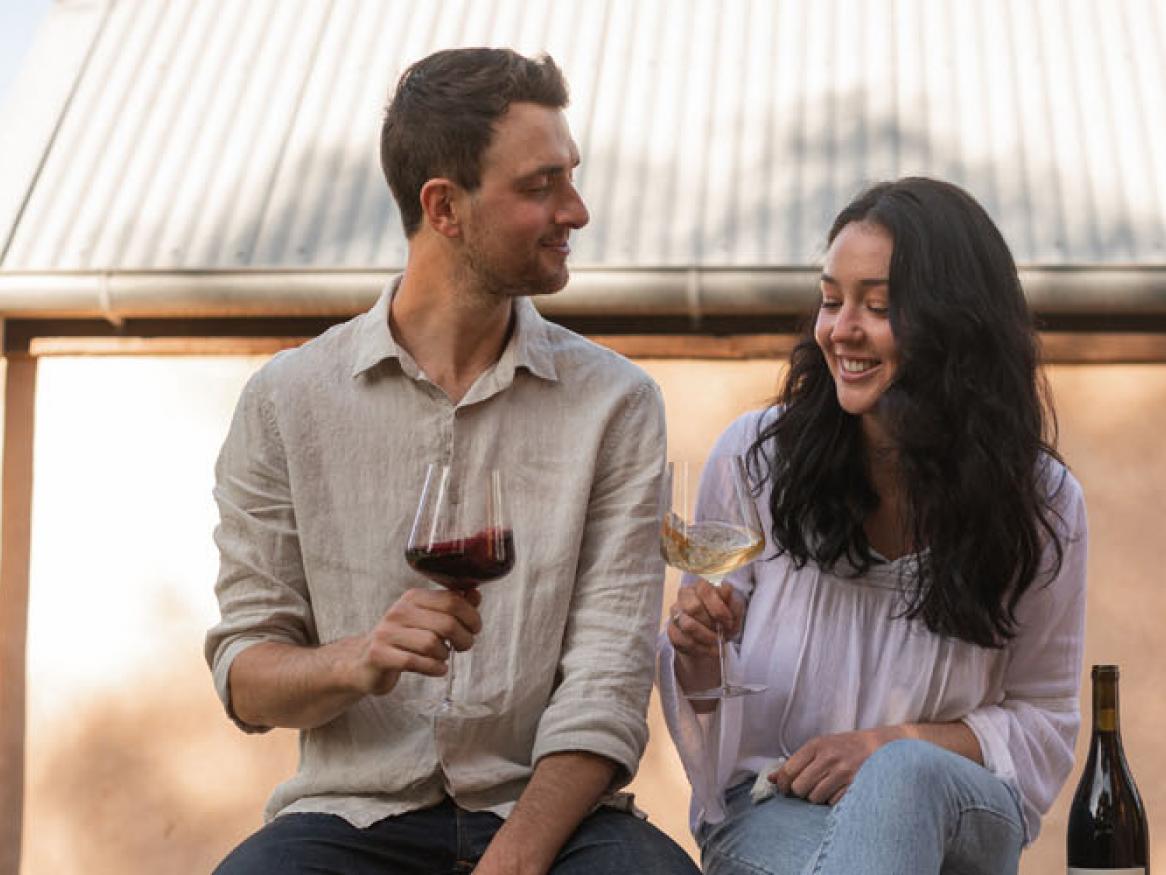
[0,343,36,875]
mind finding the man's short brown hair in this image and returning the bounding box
[381,47,569,237]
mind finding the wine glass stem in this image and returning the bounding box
[716,627,731,694]
[443,645,457,708]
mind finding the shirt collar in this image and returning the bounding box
[351,277,404,378]
[351,275,559,384]
[507,296,559,383]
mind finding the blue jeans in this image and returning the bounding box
[699,739,1025,875]
[213,797,699,874]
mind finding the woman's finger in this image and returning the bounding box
[677,585,717,631]
[670,606,720,652]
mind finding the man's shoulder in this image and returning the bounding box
[538,319,657,392]
[254,313,364,383]
[237,314,365,414]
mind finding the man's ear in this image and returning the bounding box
[419,178,462,238]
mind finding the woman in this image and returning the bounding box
[657,177,1087,875]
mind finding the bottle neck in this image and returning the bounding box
[1091,670,1120,735]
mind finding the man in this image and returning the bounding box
[205,47,697,874]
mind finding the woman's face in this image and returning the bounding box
[815,221,900,438]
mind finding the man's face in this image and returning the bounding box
[458,102,590,297]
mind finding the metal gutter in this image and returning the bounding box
[1,266,1166,323]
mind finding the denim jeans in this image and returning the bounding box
[699,739,1025,875]
[213,797,700,875]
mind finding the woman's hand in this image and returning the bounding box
[769,726,903,805]
[666,577,744,658]
[666,578,745,706]
[769,722,981,805]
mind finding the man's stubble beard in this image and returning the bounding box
[459,233,567,300]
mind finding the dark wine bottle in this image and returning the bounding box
[1067,664,1149,873]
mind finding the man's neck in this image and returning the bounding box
[390,266,515,405]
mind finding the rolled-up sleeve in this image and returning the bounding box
[961,469,1088,843]
[204,365,316,733]
[531,380,667,786]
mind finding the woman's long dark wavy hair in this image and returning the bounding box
[748,177,1065,648]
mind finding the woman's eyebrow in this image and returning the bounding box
[819,273,890,286]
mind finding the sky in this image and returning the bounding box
[0,0,54,111]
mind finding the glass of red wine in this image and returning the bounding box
[403,463,514,718]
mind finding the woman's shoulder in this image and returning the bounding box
[1034,454,1087,543]
[709,405,783,457]
[1037,454,1084,507]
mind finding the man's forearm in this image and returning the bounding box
[228,639,368,729]
[475,751,617,875]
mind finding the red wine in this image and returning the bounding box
[405,528,515,591]
[1067,665,1149,873]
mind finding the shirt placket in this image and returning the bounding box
[434,400,472,798]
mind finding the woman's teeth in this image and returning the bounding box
[841,358,876,374]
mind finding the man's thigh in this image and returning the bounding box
[551,808,700,875]
[213,803,498,875]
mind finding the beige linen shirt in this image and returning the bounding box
[205,279,667,826]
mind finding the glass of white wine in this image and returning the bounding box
[661,455,765,700]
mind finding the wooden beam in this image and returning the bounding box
[28,335,309,356]
[0,350,35,875]
[7,325,1166,364]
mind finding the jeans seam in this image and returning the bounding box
[705,847,780,875]
[805,796,845,874]
[948,800,1024,846]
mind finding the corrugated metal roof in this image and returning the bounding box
[2,0,1165,275]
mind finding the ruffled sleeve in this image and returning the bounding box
[961,465,1088,843]
[655,410,767,833]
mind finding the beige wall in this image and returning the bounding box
[17,355,1163,873]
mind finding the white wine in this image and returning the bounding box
[1067,665,1149,874]
[660,514,763,582]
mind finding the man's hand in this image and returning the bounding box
[228,587,482,729]
[769,726,902,805]
[351,587,482,695]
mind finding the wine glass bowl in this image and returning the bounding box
[404,528,515,592]
[404,464,513,718]
[662,456,765,700]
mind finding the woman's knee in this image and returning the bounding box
[847,738,970,811]
[856,739,953,784]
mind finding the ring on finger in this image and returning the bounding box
[670,608,683,628]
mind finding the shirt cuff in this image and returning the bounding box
[531,702,649,791]
[211,635,278,734]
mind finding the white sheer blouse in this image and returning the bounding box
[657,409,1088,844]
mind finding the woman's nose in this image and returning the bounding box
[830,305,862,342]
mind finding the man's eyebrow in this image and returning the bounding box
[819,272,890,287]
[520,156,581,180]
[524,165,567,179]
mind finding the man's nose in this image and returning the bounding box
[558,185,589,229]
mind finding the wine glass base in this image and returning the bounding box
[685,682,767,701]
[405,698,495,719]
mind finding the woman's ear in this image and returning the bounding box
[419,178,462,238]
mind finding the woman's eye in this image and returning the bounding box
[867,303,889,315]
[820,299,842,310]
